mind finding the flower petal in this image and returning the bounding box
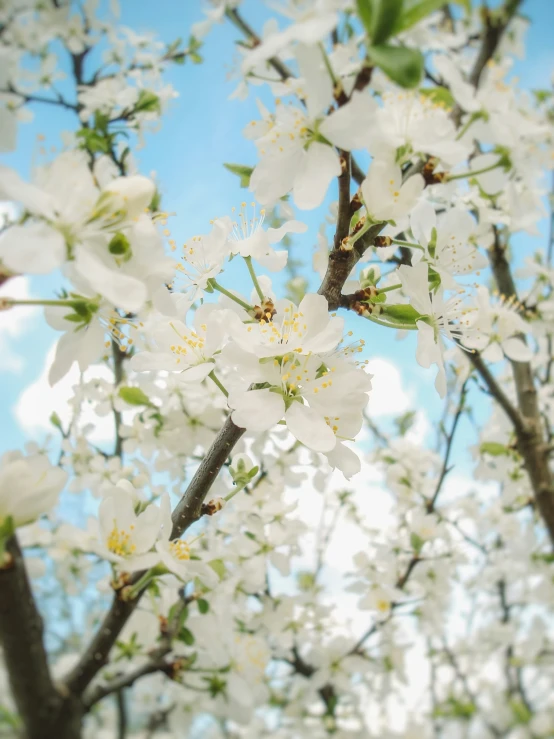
[293,143,340,210]
[285,401,336,452]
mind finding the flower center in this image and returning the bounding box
[231,201,265,241]
[169,540,191,561]
[107,525,136,557]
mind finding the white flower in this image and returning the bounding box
[154,495,218,587]
[410,201,488,288]
[228,293,344,360]
[228,201,307,271]
[398,262,470,397]
[241,8,339,75]
[175,218,232,300]
[96,482,162,571]
[362,158,424,223]
[228,353,371,470]
[366,90,471,167]
[0,451,67,530]
[0,152,159,312]
[463,286,532,363]
[247,71,377,210]
[130,303,229,382]
[248,102,341,210]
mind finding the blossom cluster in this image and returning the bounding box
[0,0,553,738]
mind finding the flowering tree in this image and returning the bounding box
[0,0,553,737]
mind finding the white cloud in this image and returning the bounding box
[0,276,39,372]
[15,342,115,443]
[365,357,412,417]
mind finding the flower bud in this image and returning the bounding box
[360,266,381,288]
[229,454,259,486]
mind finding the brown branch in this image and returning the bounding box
[112,340,125,459]
[0,536,82,738]
[334,152,352,249]
[0,85,78,112]
[445,0,554,545]
[66,416,245,698]
[171,416,245,538]
[470,229,554,545]
[116,688,128,739]
[224,7,292,81]
[452,0,523,124]
[467,353,526,434]
[318,222,386,310]
[84,655,171,710]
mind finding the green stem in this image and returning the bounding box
[346,217,374,249]
[208,370,229,399]
[455,114,478,141]
[209,279,253,312]
[378,283,402,294]
[447,159,503,182]
[124,569,156,601]
[244,257,264,302]
[1,298,87,308]
[224,482,247,502]
[391,239,423,251]
[318,42,338,86]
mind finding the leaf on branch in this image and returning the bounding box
[359,0,405,46]
[224,162,254,188]
[393,0,447,33]
[367,44,424,89]
[134,90,161,115]
[118,386,152,407]
[479,441,510,457]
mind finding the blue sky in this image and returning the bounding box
[1,0,553,466]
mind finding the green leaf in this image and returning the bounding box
[118,386,152,407]
[223,162,254,188]
[410,532,425,553]
[197,598,210,614]
[166,37,183,56]
[381,303,422,323]
[395,410,416,436]
[63,313,85,323]
[510,699,532,724]
[356,0,374,35]
[367,44,424,89]
[49,411,63,430]
[371,0,404,45]
[168,601,188,627]
[179,626,195,646]
[0,705,21,729]
[134,89,161,115]
[394,0,447,33]
[480,441,509,457]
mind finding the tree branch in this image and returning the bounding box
[112,339,125,459]
[225,7,293,81]
[0,536,82,738]
[65,416,245,698]
[452,0,523,124]
[84,656,171,710]
[170,415,245,538]
[470,229,554,545]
